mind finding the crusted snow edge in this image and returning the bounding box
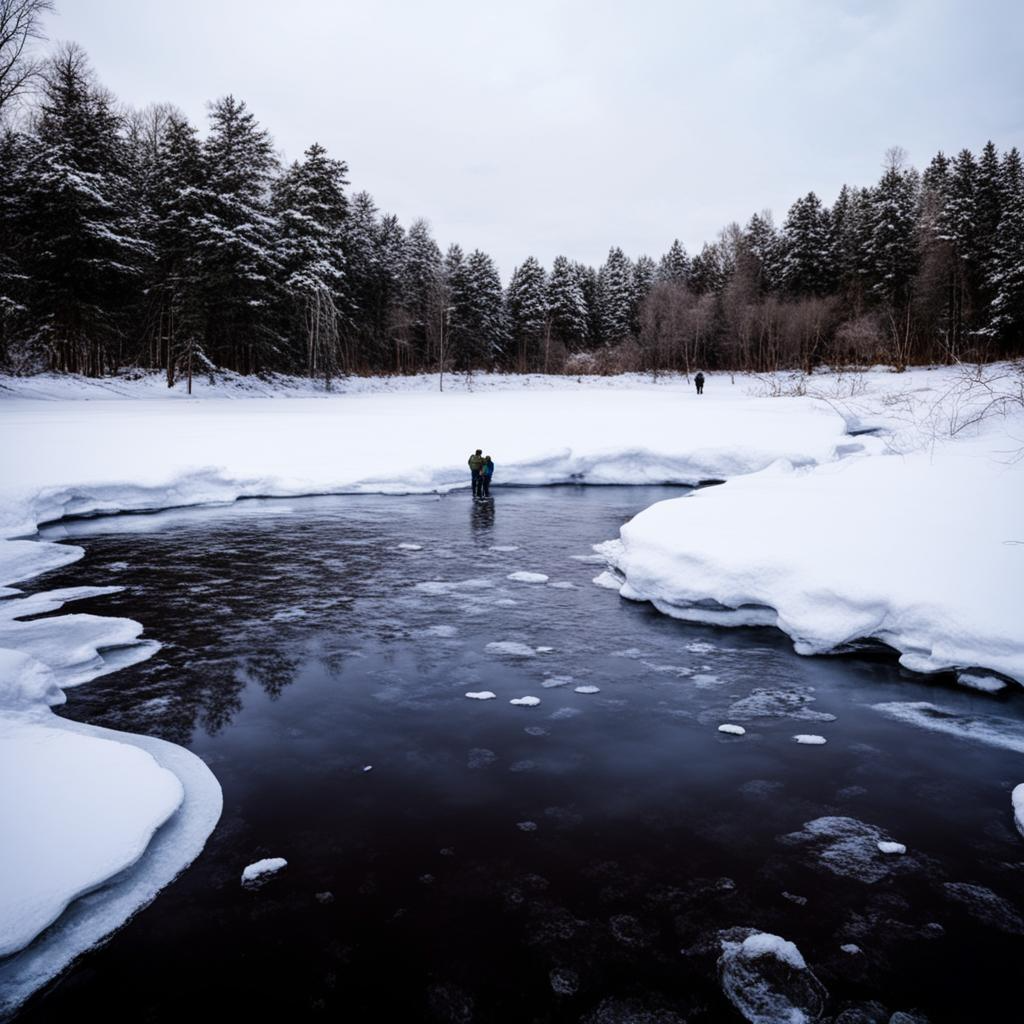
[0,715,223,1017]
[596,538,1023,688]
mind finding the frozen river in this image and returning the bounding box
[17,486,1024,1022]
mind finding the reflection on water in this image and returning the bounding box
[22,487,1024,1023]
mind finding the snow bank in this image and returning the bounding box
[599,368,1024,687]
[1012,784,1024,840]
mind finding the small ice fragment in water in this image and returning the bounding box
[718,724,745,735]
[549,581,576,589]
[1013,783,1024,839]
[362,765,373,773]
[510,696,541,707]
[315,891,334,904]
[508,571,549,583]
[536,645,554,653]
[397,543,423,550]
[957,670,1007,693]
[549,968,579,995]
[592,571,623,590]
[574,685,601,694]
[794,734,827,744]
[840,943,861,954]
[486,641,535,657]
[241,858,287,886]
[517,821,538,832]
[465,691,497,700]
[491,545,519,552]
[877,841,906,855]
[781,891,807,906]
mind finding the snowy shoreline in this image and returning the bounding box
[0,365,1021,1012]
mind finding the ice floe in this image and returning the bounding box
[877,841,906,855]
[717,928,827,1024]
[794,734,827,745]
[241,858,287,887]
[507,571,549,583]
[592,570,624,590]
[485,641,536,657]
[1013,784,1024,840]
[718,724,746,736]
[510,696,541,707]
[780,816,912,884]
[464,691,497,700]
[397,542,423,550]
[574,685,601,694]
[727,687,836,722]
[941,882,1024,934]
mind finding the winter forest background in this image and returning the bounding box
[1,2,1022,383]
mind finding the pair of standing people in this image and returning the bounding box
[468,449,495,497]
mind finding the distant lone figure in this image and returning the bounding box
[481,456,495,497]
[695,371,705,395]
[468,449,484,496]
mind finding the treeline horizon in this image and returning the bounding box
[0,10,1022,382]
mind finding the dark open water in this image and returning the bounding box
[14,486,1024,1023]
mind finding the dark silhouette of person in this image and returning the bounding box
[480,456,494,496]
[695,371,705,395]
[468,449,484,496]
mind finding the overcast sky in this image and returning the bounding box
[43,0,1024,279]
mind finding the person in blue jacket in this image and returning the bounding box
[480,456,495,497]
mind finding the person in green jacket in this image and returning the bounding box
[468,449,484,496]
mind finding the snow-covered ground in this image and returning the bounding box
[1,363,1022,1009]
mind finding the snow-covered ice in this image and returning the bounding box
[592,570,624,590]
[780,817,910,884]
[510,696,541,707]
[840,943,862,955]
[507,571,549,583]
[871,701,1024,754]
[241,857,287,886]
[794,734,827,745]
[485,641,536,658]
[397,542,422,550]
[574,685,601,694]
[1013,784,1024,840]
[717,928,827,1024]
[877,841,906,855]
[718,724,746,736]
[464,691,497,700]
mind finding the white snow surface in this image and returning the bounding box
[598,366,1024,687]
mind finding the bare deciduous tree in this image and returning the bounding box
[0,0,53,118]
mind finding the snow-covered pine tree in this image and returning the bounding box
[688,242,725,294]
[400,218,442,369]
[656,240,690,285]
[374,212,407,372]
[598,246,634,344]
[986,147,1024,349]
[146,113,210,387]
[340,190,380,367]
[547,255,588,352]
[0,127,29,364]
[576,261,602,349]
[781,192,831,296]
[199,95,281,374]
[272,142,349,381]
[460,249,506,369]
[973,141,1004,315]
[745,211,781,294]
[632,254,656,333]
[20,44,150,374]
[937,148,979,352]
[505,255,547,371]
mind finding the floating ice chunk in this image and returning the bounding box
[541,675,573,688]
[794,734,827,745]
[872,701,1024,753]
[397,543,423,550]
[718,929,827,1024]
[781,891,806,906]
[548,581,576,589]
[510,696,541,707]
[465,691,497,700]
[877,841,906,855]
[781,816,909,884]
[241,857,287,887]
[729,687,836,722]
[592,570,623,590]
[570,554,607,563]
[486,641,535,657]
[491,545,519,552]
[362,765,373,773]
[508,571,549,583]
[549,968,579,995]
[536,646,554,653]
[841,943,862,954]
[718,724,746,735]
[416,578,493,596]
[574,685,601,694]
[1013,783,1024,840]
[516,821,538,832]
